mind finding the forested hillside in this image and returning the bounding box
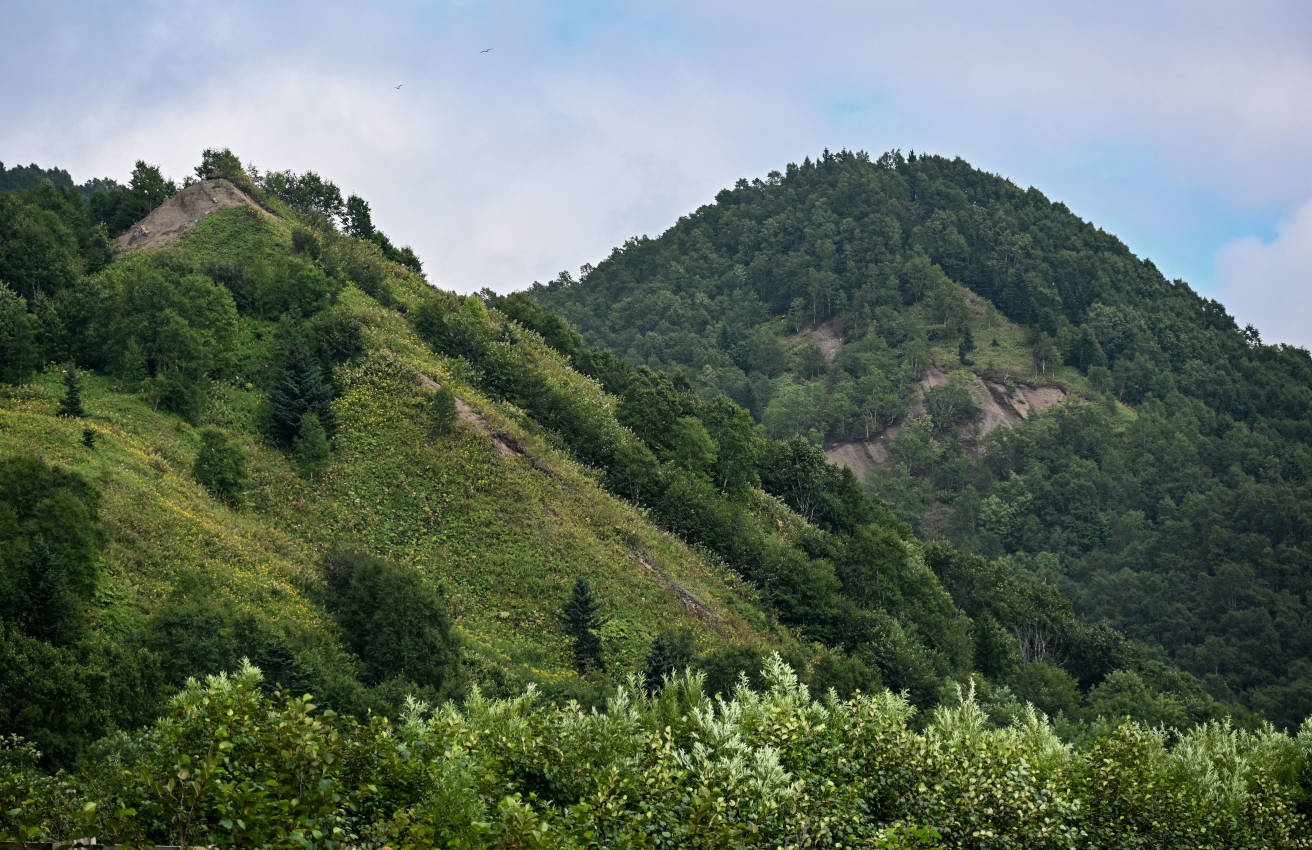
[532,149,1312,728]
[3,151,1311,846]
[0,154,797,770]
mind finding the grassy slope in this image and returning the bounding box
[0,206,784,691]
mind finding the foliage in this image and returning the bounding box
[193,427,247,504]
[0,455,102,639]
[7,659,1312,847]
[290,224,321,258]
[0,282,40,384]
[261,168,345,224]
[57,364,84,418]
[86,160,176,236]
[343,194,373,238]
[193,147,249,188]
[7,147,1307,818]
[0,626,163,771]
[269,340,338,448]
[561,578,606,674]
[642,630,696,695]
[321,548,464,697]
[426,385,458,435]
[66,252,239,418]
[292,413,331,471]
[532,147,1312,728]
[923,379,977,434]
[0,156,785,780]
[0,192,81,300]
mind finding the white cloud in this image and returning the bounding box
[1214,199,1312,350]
[6,54,814,294]
[4,0,1312,302]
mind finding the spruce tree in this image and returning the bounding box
[642,629,695,694]
[57,364,84,418]
[561,578,605,673]
[957,326,975,365]
[269,340,337,448]
[643,634,676,695]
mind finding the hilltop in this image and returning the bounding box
[112,177,273,253]
[529,149,1312,728]
[4,149,1258,770]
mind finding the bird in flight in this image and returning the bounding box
[480,48,493,53]
[394,83,403,90]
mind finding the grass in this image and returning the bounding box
[1,214,787,690]
[936,285,1095,397]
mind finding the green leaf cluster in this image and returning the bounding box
[8,659,1312,847]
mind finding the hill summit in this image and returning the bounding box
[530,148,1312,728]
[113,177,269,253]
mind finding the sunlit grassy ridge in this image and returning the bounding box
[0,204,784,694]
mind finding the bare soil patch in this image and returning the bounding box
[824,366,1067,481]
[417,373,520,457]
[793,319,843,363]
[113,178,274,253]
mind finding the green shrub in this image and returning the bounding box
[426,385,458,436]
[290,225,321,258]
[321,548,464,697]
[292,413,331,471]
[193,427,246,504]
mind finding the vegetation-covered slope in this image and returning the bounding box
[531,149,1312,728]
[4,150,1311,846]
[0,157,787,768]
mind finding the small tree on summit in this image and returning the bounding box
[344,195,375,238]
[194,148,246,183]
[561,578,606,674]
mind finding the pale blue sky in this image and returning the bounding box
[3,0,1309,346]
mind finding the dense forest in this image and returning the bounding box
[532,149,1312,730]
[1,151,1310,845]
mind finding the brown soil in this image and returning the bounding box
[824,366,1067,482]
[793,319,843,363]
[630,553,723,630]
[112,178,274,253]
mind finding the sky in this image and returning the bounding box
[3,0,1309,347]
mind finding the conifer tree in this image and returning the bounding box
[561,578,606,673]
[57,364,84,418]
[958,325,975,365]
[269,340,337,448]
[643,634,676,694]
